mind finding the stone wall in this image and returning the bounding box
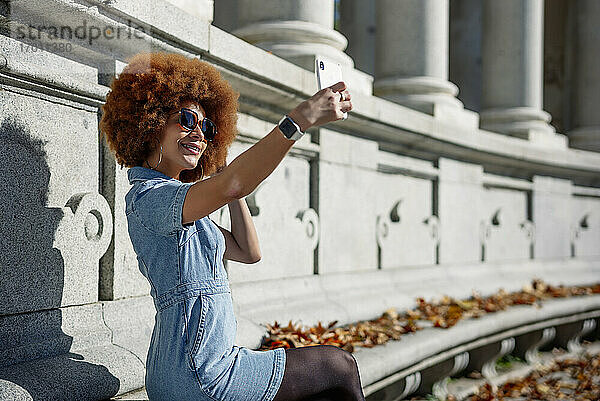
[1,0,599,399]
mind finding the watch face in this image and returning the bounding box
[279,117,297,138]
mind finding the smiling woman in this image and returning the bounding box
[143,101,212,180]
[98,52,360,401]
[99,52,238,183]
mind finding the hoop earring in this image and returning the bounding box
[199,164,204,180]
[146,144,163,170]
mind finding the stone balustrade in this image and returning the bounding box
[359,299,600,400]
[0,0,599,399]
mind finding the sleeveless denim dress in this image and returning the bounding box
[125,166,286,401]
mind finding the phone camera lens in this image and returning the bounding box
[319,61,324,70]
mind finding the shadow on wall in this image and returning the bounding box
[0,117,120,400]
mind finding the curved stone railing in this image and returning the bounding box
[357,297,600,400]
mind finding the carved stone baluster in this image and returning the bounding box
[583,317,600,342]
[375,214,389,250]
[295,208,320,251]
[63,192,113,257]
[479,219,491,261]
[465,338,515,379]
[375,199,403,267]
[398,372,421,400]
[552,320,596,354]
[519,219,535,259]
[423,215,440,245]
[431,352,470,400]
[414,358,454,397]
[567,319,596,354]
[513,327,556,364]
[482,338,515,378]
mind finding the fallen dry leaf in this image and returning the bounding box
[258,280,600,354]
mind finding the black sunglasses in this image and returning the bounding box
[170,107,217,142]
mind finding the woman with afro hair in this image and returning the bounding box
[99,52,363,401]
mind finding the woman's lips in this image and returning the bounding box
[180,142,200,155]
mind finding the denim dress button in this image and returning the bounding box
[125,166,286,401]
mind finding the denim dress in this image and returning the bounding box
[125,166,286,401]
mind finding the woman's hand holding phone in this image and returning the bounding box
[288,81,352,132]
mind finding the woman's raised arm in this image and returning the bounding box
[181,81,352,225]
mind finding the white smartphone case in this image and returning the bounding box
[315,57,348,119]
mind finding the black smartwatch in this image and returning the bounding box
[278,115,306,141]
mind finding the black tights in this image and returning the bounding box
[271,345,366,401]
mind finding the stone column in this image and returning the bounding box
[480,0,560,143]
[567,0,600,152]
[373,0,468,118]
[223,0,352,70]
[338,0,376,77]
[214,0,373,94]
[448,0,483,113]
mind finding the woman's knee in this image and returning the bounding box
[322,345,359,375]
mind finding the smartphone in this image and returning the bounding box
[315,57,348,120]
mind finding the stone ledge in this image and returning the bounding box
[355,295,600,390]
[231,257,600,348]
[1,258,598,399]
[0,343,143,400]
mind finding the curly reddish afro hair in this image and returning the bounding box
[99,52,239,183]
